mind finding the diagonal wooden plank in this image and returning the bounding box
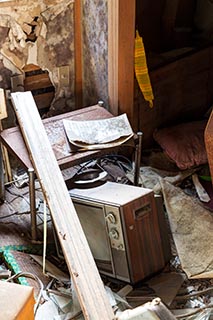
[11,92,114,320]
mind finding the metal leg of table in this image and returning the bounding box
[134,132,143,186]
[0,146,5,202]
[28,168,37,241]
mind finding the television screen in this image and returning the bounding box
[74,202,113,273]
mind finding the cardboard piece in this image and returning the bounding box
[0,281,35,320]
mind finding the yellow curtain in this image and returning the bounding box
[134,30,154,108]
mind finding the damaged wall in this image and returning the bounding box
[0,0,75,123]
[82,0,108,108]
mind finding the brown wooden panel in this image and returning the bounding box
[34,92,55,110]
[74,0,83,108]
[24,73,52,91]
[108,1,136,130]
[118,0,136,128]
[138,46,213,148]
[123,192,165,283]
[205,110,213,184]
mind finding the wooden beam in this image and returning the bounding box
[118,0,136,127]
[108,1,136,129]
[0,89,7,120]
[0,89,12,183]
[11,92,114,320]
[108,0,119,115]
[74,0,83,108]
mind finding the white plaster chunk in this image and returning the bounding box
[27,42,38,66]
[0,53,21,74]
[22,23,32,35]
[34,20,43,37]
[39,22,47,39]
[10,19,26,40]
[41,0,74,21]
[19,38,26,48]
[5,19,27,50]
[52,68,59,86]
[1,46,25,70]
[16,12,34,26]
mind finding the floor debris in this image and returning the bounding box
[1,151,213,318]
[160,178,213,279]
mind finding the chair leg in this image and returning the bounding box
[28,168,37,241]
[0,146,4,202]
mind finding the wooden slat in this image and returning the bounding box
[118,0,136,128]
[11,92,114,320]
[0,89,7,120]
[74,0,83,108]
[24,73,53,91]
[108,0,119,115]
[23,64,41,73]
[34,92,55,110]
[0,89,11,183]
[108,1,136,130]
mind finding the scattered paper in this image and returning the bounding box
[192,174,210,203]
[63,114,134,150]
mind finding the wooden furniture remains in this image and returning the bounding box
[0,101,134,242]
[23,64,55,115]
[0,104,115,170]
[108,0,136,129]
[11,92,114,320]
[69,181,166,284]
[0,88,12,200]
[205,109,213,181]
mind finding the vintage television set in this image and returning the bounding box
[62,181,168,284]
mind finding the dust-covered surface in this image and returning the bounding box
[160,178,213,279]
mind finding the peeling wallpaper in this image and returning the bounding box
[0,0,109,124]
[0,0,75,118]
[82,0,108,108]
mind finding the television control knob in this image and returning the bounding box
[109,228,119,240]
[106,212,116,224]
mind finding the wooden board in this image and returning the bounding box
[0,89,7,120]
[108,0,119,115]
[74,0,83,108]
[11,92,114,320]
[108,1,136,129]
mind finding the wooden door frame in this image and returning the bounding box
[108,0,136,130]
[74,0,83,108]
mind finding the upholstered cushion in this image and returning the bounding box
[153,120,208,170]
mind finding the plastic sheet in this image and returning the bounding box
[180,309,212,320]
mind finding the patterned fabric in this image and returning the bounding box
[135,30,154,108]
[2,250,28,285]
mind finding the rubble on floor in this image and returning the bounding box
[0,156,213,319]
